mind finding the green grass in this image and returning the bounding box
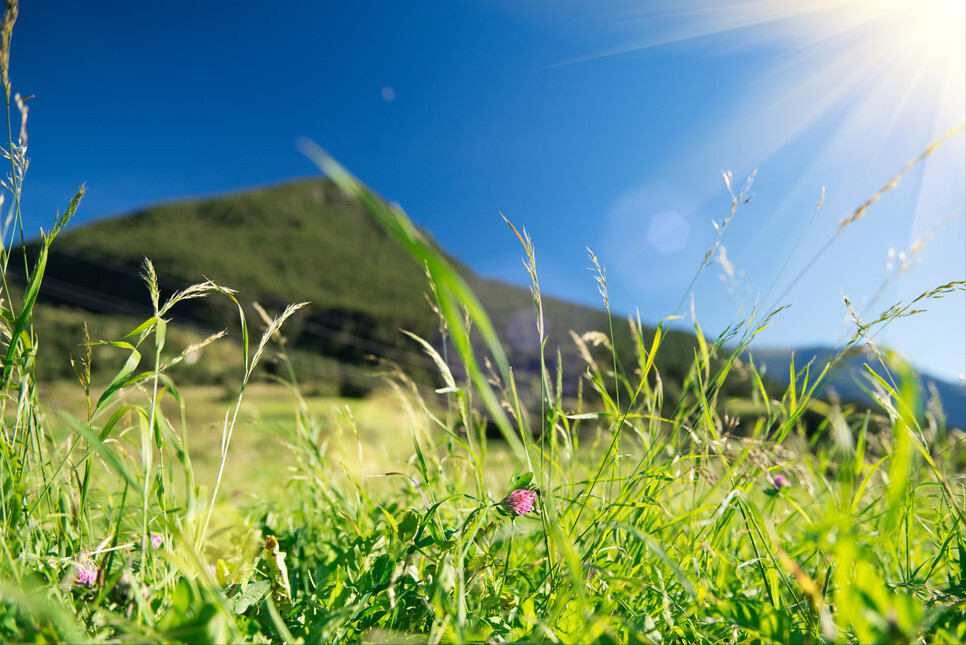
[32,382,437,495]
[3,3,966,642]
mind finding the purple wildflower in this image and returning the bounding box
[75,564,98,587]
[773,474,791,490]
[499,489,536,516]
[149,533,163,549]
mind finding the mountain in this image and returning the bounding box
[745,346,965,431]
[11,178,702,403]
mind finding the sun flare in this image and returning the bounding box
[607,0,966,166]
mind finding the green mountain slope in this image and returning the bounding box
[16,178,700,403]
[40,179,438,321]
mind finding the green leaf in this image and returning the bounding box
[397,510,420,543]
[94,342,142,412]
[1,246,47,387]
[74,417,140,489]
[380,506,399,537]
[264,596,298,644]
[97,404,138,441]
[507,471,533,493]
[119,316,159,343]
[362,553,394,591]
[232,580,271,615]
[163,603,231,645]
[958,528,966,592]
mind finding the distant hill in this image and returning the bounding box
[746,346,965,430]
[11,178,702,404]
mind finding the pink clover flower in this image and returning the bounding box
[499,489,536,516]
[75,564,98,587]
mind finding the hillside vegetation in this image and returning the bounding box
[15,177,719,409]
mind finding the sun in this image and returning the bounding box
[590,0,966,242]
[615,0,966,152]
[828,0,965,128]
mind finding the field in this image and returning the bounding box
[3,4,966,643]
[33,381,440,494]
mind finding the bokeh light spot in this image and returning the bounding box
[646,209,690,254]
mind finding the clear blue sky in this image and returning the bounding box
[8,1,966,382]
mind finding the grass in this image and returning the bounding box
[3,3,966,642]
[32,382,434,498]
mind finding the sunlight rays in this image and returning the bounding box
[585,0,965,376]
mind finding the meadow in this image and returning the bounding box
[3,4,966,643]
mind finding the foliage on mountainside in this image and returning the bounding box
[15,178,729,410]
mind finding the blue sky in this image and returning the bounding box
[7,1,966,382]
